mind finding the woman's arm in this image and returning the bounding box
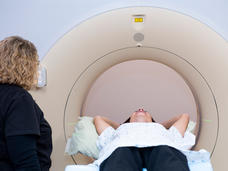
[93,116,120,135]
[6,135,41,171]
[161,113,190,137]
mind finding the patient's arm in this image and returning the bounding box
[161,113,190,137]
[93,116,120,135]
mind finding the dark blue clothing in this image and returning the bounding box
[0,84,52,171]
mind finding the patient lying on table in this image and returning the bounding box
[93,109,195,171]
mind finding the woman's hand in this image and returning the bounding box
[93,116,120,135]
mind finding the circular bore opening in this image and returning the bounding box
[64,47,218,164]
[82,60,198,131]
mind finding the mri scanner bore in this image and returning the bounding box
[65,60,200,167]
[64,60,209,171]
[30,7,228,171]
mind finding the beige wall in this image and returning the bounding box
[82,60,197,124]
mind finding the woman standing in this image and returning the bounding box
[0,36,52,171]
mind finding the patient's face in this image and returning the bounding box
[129,109,153,123]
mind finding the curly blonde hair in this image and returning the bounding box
[0,36,38,90]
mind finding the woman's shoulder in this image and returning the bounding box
[0,84,33,103]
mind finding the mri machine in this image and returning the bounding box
[31,7,228,171]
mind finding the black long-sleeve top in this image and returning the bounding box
[0,84,52,171]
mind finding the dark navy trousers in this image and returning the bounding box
[100,145,190,171]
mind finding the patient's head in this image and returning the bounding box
[124,109,155,123]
